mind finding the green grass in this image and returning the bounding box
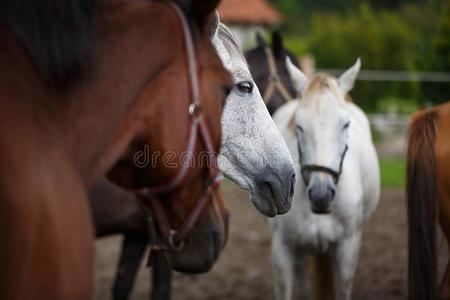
[379,158,406,188]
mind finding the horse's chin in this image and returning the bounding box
[224,174,278,217]
[250,192,279,217]
[165,220,226,273]
[166,248,217,273]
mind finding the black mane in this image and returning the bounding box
[245,31,300,114]
[0,0,96,89]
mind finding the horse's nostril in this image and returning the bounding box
[289,173,296,197]
[263,180,276,198]
[329,187,336,199]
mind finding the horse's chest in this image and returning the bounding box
[294,215,345,253]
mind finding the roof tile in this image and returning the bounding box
[218,0,281,25]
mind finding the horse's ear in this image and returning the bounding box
[256,31,266,47]
[209,11,220,39]
[286,57,307,95]
[191,0,221,31]
[272,31,284,58]
[338,58,361,95]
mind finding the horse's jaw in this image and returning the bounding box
[218,154,294,217]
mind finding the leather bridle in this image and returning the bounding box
[134,2,223,264]
[262,46,295,105]
[297,139,348,186]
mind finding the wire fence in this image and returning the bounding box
[317,69,450,82]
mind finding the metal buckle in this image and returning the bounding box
[168,230,185,252]
[188,103,202,116]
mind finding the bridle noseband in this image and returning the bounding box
[133,2,223,265]
[262,46,295,105]
[298,140,348,186]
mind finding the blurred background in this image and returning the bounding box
[218,0,450,190]
[94,1,449,299]
[224,0,450,111]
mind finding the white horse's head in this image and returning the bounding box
[286,57,361,214]
[212,22,296,217]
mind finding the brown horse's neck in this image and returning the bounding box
[0,2,182,299]
[0,1,180,183]
[0,98,94,300]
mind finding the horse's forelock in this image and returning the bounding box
[303,74,336,95]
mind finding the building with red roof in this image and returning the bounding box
[217,0,282,49]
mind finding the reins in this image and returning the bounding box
[133,1,223,266]
[262,46,294,105]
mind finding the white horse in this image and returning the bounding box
[269,58,380,299]
[213,22,296,217]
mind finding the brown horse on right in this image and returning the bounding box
[407,100,450,300]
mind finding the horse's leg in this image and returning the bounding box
[112,233,148,300]
[310,254,333,300]
[271,233,296,300]
[151,254,172,300]
[293,253,310,299]
[332,231,362,300]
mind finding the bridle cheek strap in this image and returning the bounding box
[145,172,222,250]
[262,46,295,105]
[138,113,222,266]
[143,173,222,267]
[138,115,221,249]
[130,1,223,266]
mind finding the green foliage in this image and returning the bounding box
[376,97,420,114]
[283,37,308,56]
[305,4,423,111]
[380,158,406,188]
[269,0,450,111]
[433,0,450,70]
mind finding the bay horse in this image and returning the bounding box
[0,0,231,299]
[269,58,380,300]
[245,31,299,115]
[104,3,231,275]
[407,100,450,300]
[91,21,296,300]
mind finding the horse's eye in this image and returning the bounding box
[236,81,253,94]
[296,124,304,132]
[343,121,350,130]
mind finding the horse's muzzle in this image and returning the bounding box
[308,176,336,214]
[253,163,296,216]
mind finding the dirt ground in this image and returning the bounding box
[94,182,448,300]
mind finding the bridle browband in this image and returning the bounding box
[262,46,295,105]
[297,141,348,186]
[133,2,223,265]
